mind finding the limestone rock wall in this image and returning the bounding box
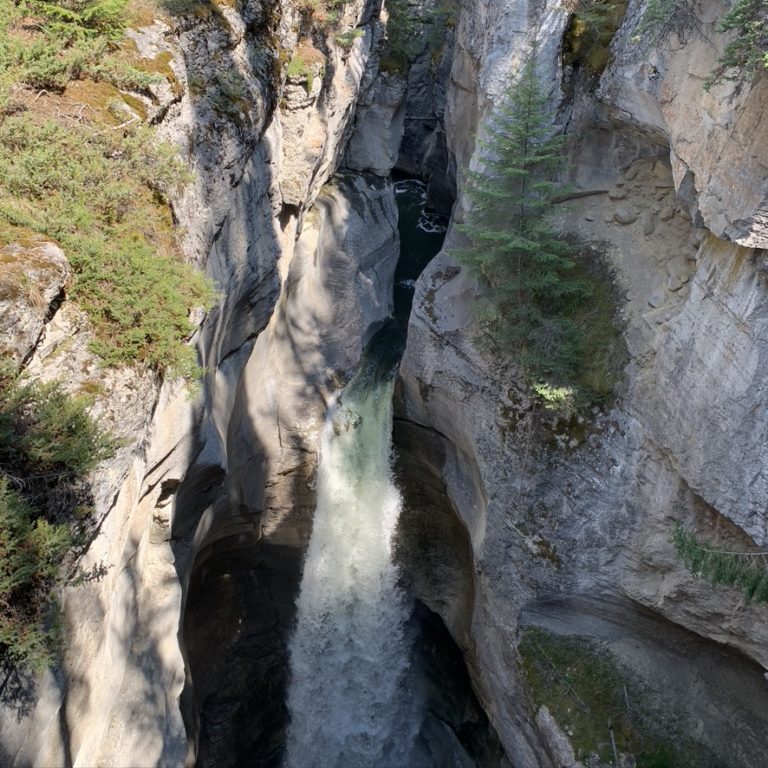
[181,173,399,766]
[0,0,391,765]
[398,0,768,765]
[598,0,768,248]
[0,244,181,768]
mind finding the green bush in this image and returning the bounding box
[32,0,131,40]
[286,42,326,94]
[380,0,454,75]
[635,0,768,89]
[0,0,155,93]
[0,364,114,476]
[635,0,681,41]
[0,479,71,671]
[334,27,364,50]
[707,0,768,87]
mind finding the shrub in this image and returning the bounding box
[0,115,213,375]
[634,0,768,89]
[380,0,454,75]
[0,362,115,672]
[334,27,364,50]
[0,365,114,477]
[673,524,768,602]
[706,0,768,88]
[286,41,326,93]
[0,0,155,93]
[33,0,131,41]
[0,479,71,671]
[635,0,682,41]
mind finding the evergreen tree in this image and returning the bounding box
[457,52,592,386]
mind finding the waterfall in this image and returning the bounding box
[285,363,417,768]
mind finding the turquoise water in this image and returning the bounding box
[393,178,448,325]
[353,178,449,375]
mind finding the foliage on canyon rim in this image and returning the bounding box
[0,362,115,672]
[0,0,213,376]
[287,39,326,94]
[456,53,623,408]
[0,0,158,93]
[707,0,768,87]
[673,525,768,602]
[636,0,768,88]
[563,0,628,74]
[380,0,456,75]
[0,0,210,671]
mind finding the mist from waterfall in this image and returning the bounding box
[284,365,418,768]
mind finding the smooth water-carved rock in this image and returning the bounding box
[345,74,407,176]
[183,174,400,767]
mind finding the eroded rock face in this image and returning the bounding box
[345,74,407,176]
[1,1,389,765]
[224,173,399,542]
[397,0,768,764]
[598,0,768,249]
[181,173,399,767]
[278,4,380,206]
[0,242,180,768]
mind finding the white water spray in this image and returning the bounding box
[285,371,417,768]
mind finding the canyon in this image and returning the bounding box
[1,0,768,766]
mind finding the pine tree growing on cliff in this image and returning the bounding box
[457,51,592,386]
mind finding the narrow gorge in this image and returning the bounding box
[1,0,768,766]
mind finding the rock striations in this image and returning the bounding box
[398,0,768,766]
[2,0,768,766]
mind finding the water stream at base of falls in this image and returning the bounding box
[284,359,419,768]
[284,178,448,768]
